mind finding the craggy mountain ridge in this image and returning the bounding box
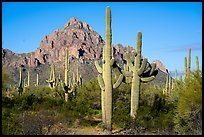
[2,17,168,86]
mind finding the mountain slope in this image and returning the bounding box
[2,17,168,87]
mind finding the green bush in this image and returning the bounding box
[130,83,176,132]
[112,82,131,129]
[173,71,202,135]
[74,78,101,116]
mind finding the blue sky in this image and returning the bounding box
[2,2,202,74]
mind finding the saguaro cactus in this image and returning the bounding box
[123,32,158,119]
[95,6,123,134]
[35,73,39,86]
[184,57,187,80]
[63,47,78,102]
[18,67,23,95]
[64,47,69,87]
[196,56,199,73]
[175,69,178,80]
[76,62,82,86]
[46,64,56,88]
[24,69,30,88]
[187,48,191,77]
[163,73,173,94]
[27,70,30,87]
[165,73,169,94]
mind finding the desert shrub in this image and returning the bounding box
[2,69,10,90]
[112,82,131,129]
[74,78,101,116]
[23,85,52,98]
[129,83,176,133]
[173,71,202,135]
[2,108,24,135]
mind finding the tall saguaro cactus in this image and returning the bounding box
[123,32,158,119]
[76,62,82,86]
[175,69,178,80]
[24,69,30,88]
[63,47,79,102]
[27,70,30,87]
[165,73,169,94]
[95,6,123,134]
[184,57,187,80]
[64,47,69,87]
[163,73,173,94]
[187,48,191,77]
[18,67,23,95]
[103,6,113,133]
[35,73,39,86]
[196,56,199,73]
[46,64,56,88]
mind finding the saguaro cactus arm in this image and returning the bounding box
[113,74,123,89]
[125,52,134,71]
[138,58,147,75]
[110,58,115,66]
[141,75,156,82]
[149,63,156,75]
[98,74,105,91]
[95,61,103,74]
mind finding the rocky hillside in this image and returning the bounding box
[2,17,168,86]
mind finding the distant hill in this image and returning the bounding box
[2,17,169,87]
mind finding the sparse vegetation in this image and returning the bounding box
[2,6,201,135]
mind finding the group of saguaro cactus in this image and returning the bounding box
[163,73,173,94]
[122,32,158,119]
[184,48,191,80]
[63,47,82,102]
[95,6,158,133]
[95,7,124,134]
[184,48,200,79]
[17,67,39,95]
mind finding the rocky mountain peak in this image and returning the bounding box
[153,60,168,74]
[64,17,93,31]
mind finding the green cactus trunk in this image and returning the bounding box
[36,73,39,86]
[65,47,69,86]
[19,67,22,88]
[104,6,112,133]
[184,57,187,80]
[65,93,68,102]
[169,75,172,92]
[124,32,158,119]
[46,64,56,88]
[196,56,199,73]
[165,74,169,94]
[175,69,178,80]
[102,47,106,124]
[95,7,124,133]
[18,67,23,95]
[27,70,30,87]
[187,48,191,78]
[130,32,142,119]
[64,47,69,102]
